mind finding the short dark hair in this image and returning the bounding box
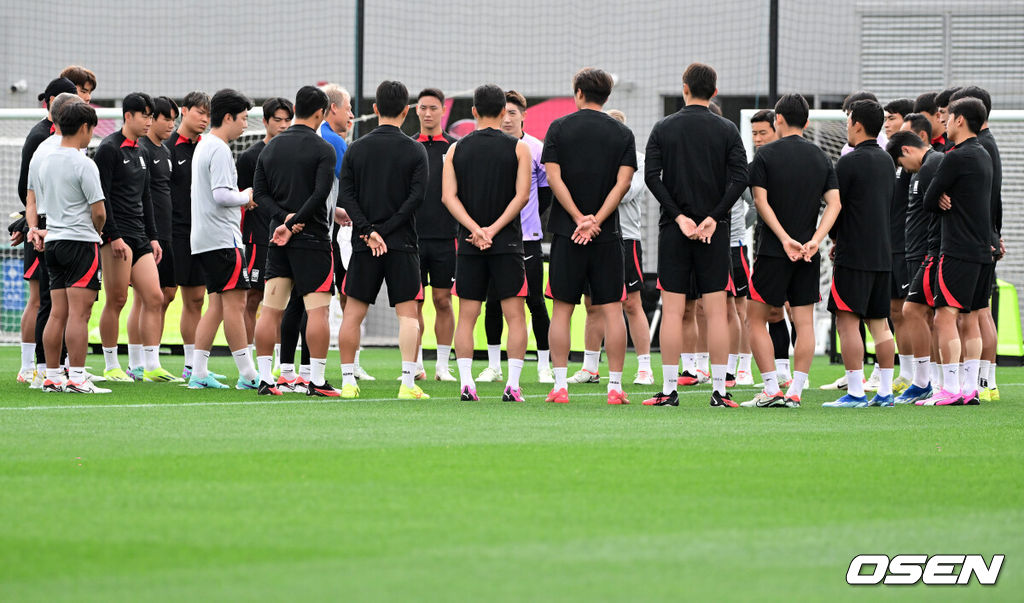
[38,77,76,106]
[683,63,717,100]
[774,94,809,129]
[59,65,97,91]
[883,98,915,118]
[885,130,927,164]
[750,109,775,131]
[949,98,986,134]
[904,113,932,139]
[848,99,884,137]
[262,97,294,121]
[417,88,445,104]
[505,90,527,111]
[122,92,154,118]
[181,91,211,111]
[57,102,98,137]
[914,92,938,115]
[374,80,409,118]
[152,96,179,120]
[209,89,252,127]
[295,85,330,119]
[950,86,992,120]
[935,87,961,109]
[842,90,877,112]
[572,67,614,105]
[473,84,506,118]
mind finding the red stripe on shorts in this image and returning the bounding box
[223,248,243,290]
[936,255,962,309]
[24,257,39,279]
[830,276,852,312]
[744,254,765,304]
[72,244,100,288]
[315,252,335,293]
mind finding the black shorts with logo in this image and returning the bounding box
[455,252,527,302]
[265,244,335,297]
[547,235,625,305]
[419,238,456,289]
[729,244,751,298]
[172,237,205,288]
[828,265,890,319]
[656,225,730,297]
[342,250,422,306]
[245,243,269,291]
[748,254,820,308]
[891,252,910,299]
[45,240,101,291]
[623,239,645,293]
[933,255,992,313]
[196,247,251,294]
[906,256,935,307]
[156,239,175,289]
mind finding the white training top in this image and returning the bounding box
[618,151,649,242]
[190,135,245,254]
[29,147,104,243]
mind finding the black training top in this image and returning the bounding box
[94,131,157,243]
[166,131,201,240]
[414,132,457,240]
[891,167,911,255]
[451,128,522,256]
[976,128,1002,244]
[923,137,993,264]
[833,139,895,271]
[339,124,428,254]
[140,137,173,241]
[541,108,636,242]
[905,149,943,261]
[236,140,269,247]
[747,134,837,260]
[19,118,53,206]
[645,105,747,228]
[254,124,337,250]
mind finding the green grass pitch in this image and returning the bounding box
[0,346,1021,601]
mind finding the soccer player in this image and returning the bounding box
[336,80,429,400]
[742,94,840,408]
[481,90,555,384]
[413,88,458,382]
[643,63,747,408]
[138,96,179,336]
[59,65,97,103]
[886,127,942,404]
[237,97,293,351]
[888,113,916,395]
[542,68,636,405]
[95,92,179,383]
[824,100,897,408]
[253,85,338,397]
[883,98,914,138]
[15,77,77,385]
[26,102,109,393]
[167,91,212,379]
[917,98,993,406]
[913,92,948,151]
[441,84,533,401]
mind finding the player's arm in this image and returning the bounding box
[593,164,634,227]
[751,186,799,261]
[535,158,552,216]
[484,140,533,236]
[441,143,487,249]
[805,188,841,260]
[644,127,696,236]
[338,149,373,238]
[378,146,428,237]
[17,133,39,206]
[210,146,249,208]
[709,131,750,222]
[236,150,255,191]
[285,146,336,231]
[25,189,45,251]
[140,165,162,263]
[253,154,287,227]
[922,154,955,213]
[82,161,106,236]
[93,143,122,242]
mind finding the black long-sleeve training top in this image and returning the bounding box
[94,131,157,242]
[976,128,1002,244]
[236,140,270,246]
[833,139,895,271]
[923,137,993,264]
[905,149,943,262]
[645,104,748,227]
[18,118,52,207]
[339,124,428,253]
[414,132,457,241]
[140,137,173,242]
[253,124,336,250]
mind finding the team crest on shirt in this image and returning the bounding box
[912,181,919,195]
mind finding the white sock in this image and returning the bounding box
[637,353,651,373]
[762,370,780,396]
[978,360,990,389]
[143,345,160,371]
[711,363,726,395]
[738,353,752,374]
[913,357,930,388]
[507,358,524,390]
[416,346,424,370]
[232,348,258,382]
[457,358,474,390]
[299,365,311,381]
[868,362,880,380]
[878,367,894,397]
[37,362,46,376]
[681,353,696,375]
[942,363,960,394]
[537,349,550,368]
[958,363,966,390]
[194,349,211,380]
[183,344,195,369]
[311,358,327,387]
[20,343,35,371]
[401,361,416,389]
[930,362,942,389]
[280,363,296,380]
[727,354,738,376]
[69,367,86,384]
[45,367,63,383]
[554,366,568,391]
[487,345,501,371]
[775,359,791,381]
[582,349,600,373]
[847,369,865,397]
[102,346,120,371]
[272,343,281,369]
[962,359,980,394]
[436,344,451,372]
[342,363,356,387]
[662,364,678,395]
[898,355,913,381]
[257,355,273,385]
[128,344,143,370]
[696,352,709,373]
[354,349,362,368]
[786,371,807,398]
[608,371,623,393]
[988,363,998,389]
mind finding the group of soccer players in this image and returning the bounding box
[13,62,1005,407]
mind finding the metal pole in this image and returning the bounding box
[353,0,365,139]
[768,0,779,106]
